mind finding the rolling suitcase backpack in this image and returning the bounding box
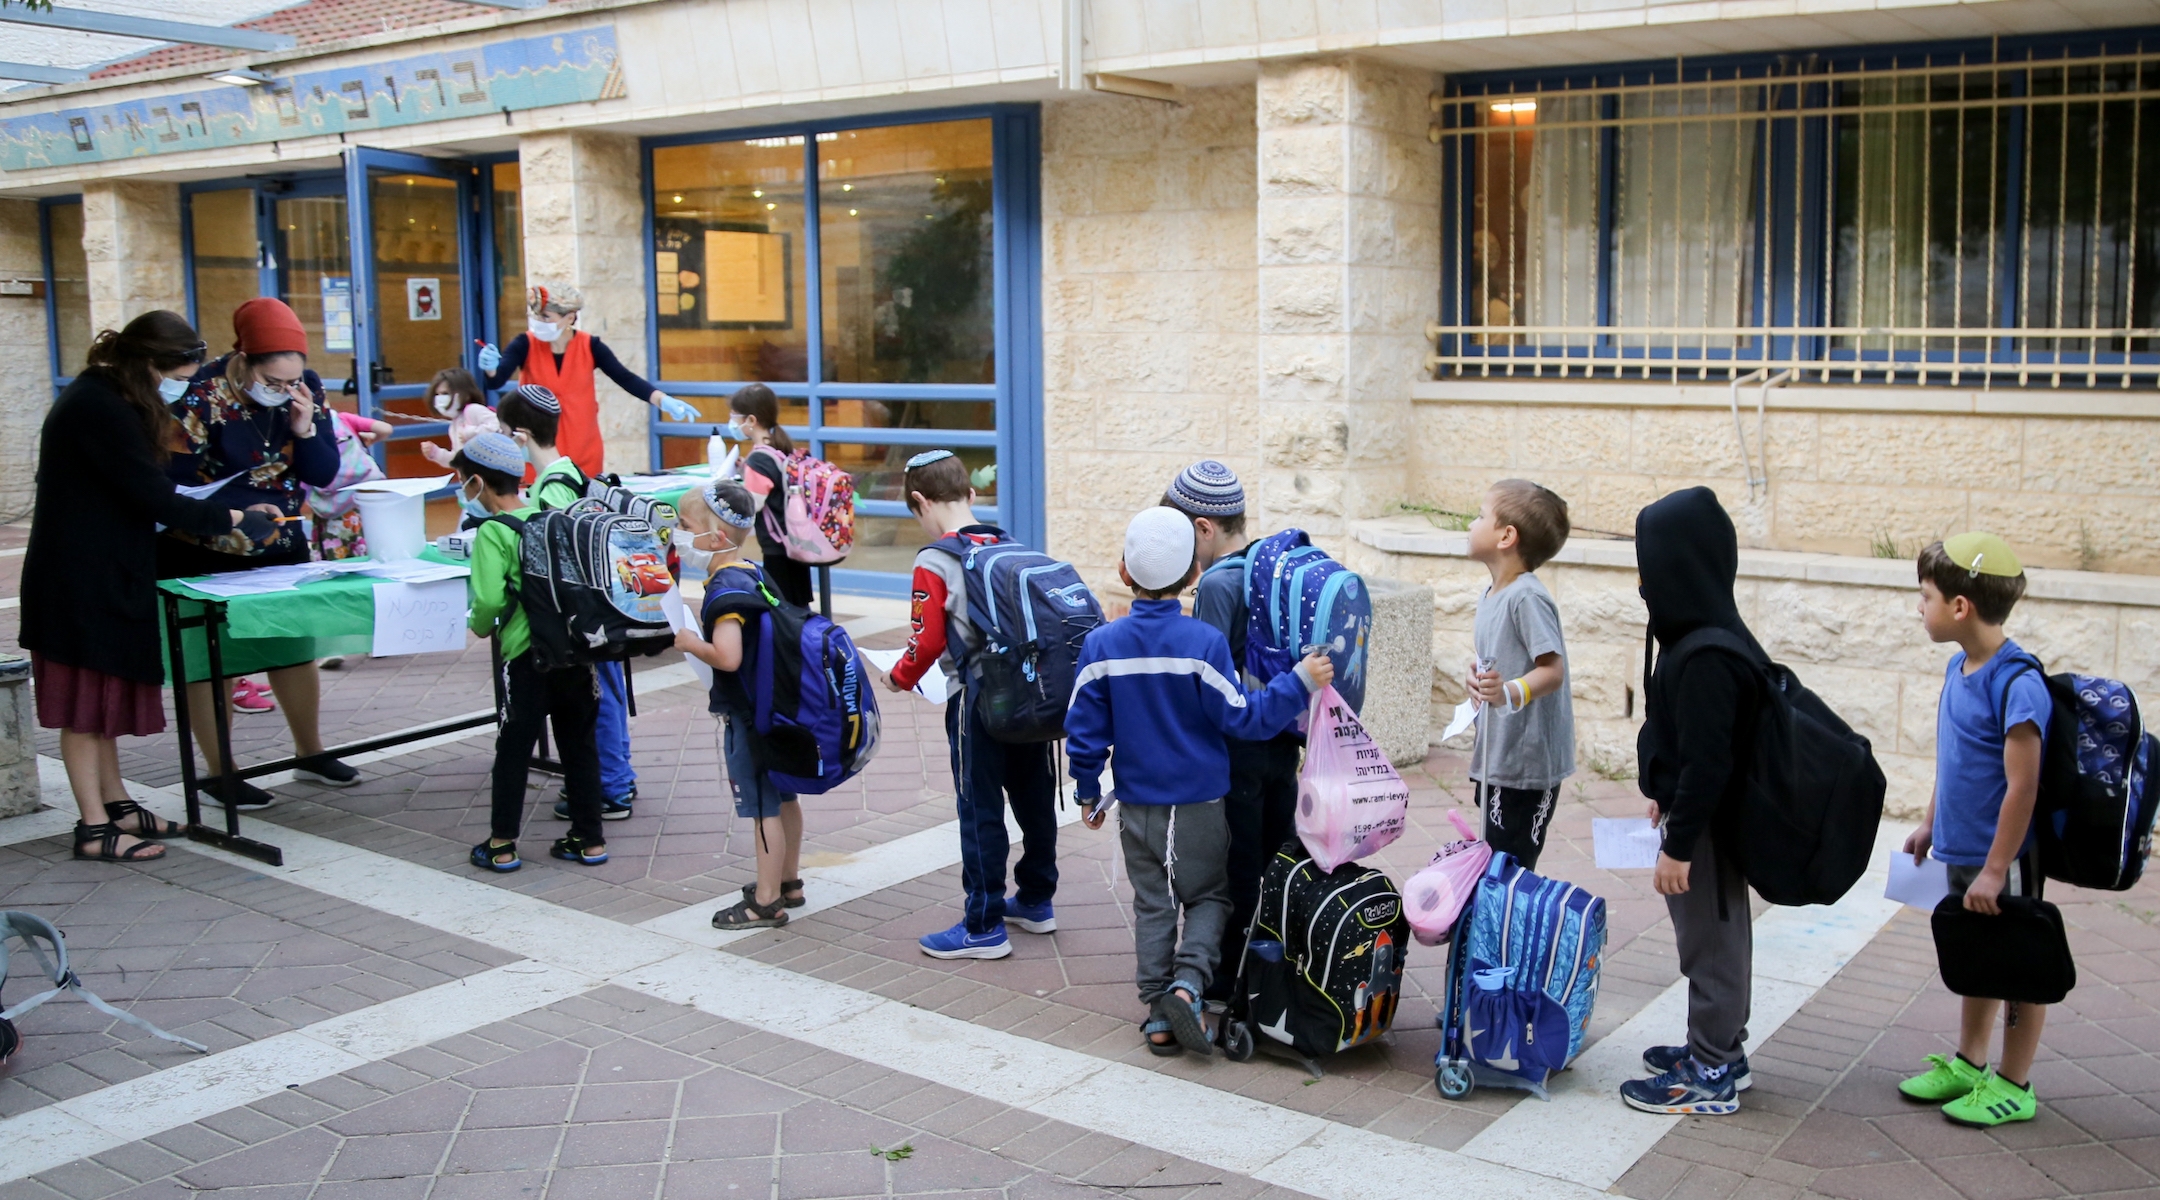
[1434,851,1605,1099]
[1222,846,1410,1073]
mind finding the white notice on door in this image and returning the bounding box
[372,579,468,657]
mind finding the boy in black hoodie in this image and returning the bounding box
[1620,487,1764,1116]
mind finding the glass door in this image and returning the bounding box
[344,147,482,479]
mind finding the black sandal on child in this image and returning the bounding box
[73,821,165,862]
[742,880,807,909]
[102,798,181,839]
[712,894,789,931]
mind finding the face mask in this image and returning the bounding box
[459,481,490,521]
[725,416,748,441]
[672,528,717,574]
[157,377,189,403]
[431,390,458,417]
[528,319,562,342]
[248,382,292,407]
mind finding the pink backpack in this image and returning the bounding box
[752,446,855,564]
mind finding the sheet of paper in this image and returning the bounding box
[859,647,948,705]
[616,474,695,495]
[1886,852,1952,910]
[359,559,470,584]
[1440,696,1480,742]
[1592,817,1663,870]
[176,469,248,501]
[684,653,713,689]
[659,587,690,634]
[176,562,333,597]
[370,579,469,657]
[352,474,454,499]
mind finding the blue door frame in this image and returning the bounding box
[639,104,1044,598]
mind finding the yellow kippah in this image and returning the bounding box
[1943,531,2023,578]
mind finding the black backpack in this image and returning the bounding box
[927,534,1104,743]
[1650,629,1887,906]
[493,502,676,670]
[1240,848,1408,1058]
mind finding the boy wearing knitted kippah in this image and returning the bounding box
[1160,460,1303,1006]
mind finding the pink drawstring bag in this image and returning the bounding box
[1295,685,1410,872]
[1405,809,1491,946]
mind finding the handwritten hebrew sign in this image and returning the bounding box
[371,579,468,658]
[1,27,624,172]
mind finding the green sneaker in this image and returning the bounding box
[1898,1053,1985,1102]
[1942,1070,2037,1128]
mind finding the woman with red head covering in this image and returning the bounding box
[160,297,356,806]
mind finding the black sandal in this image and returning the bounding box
[712,894,789,931]
[742,879,806,909]
[73,821,165,862]
[102,798,180,839]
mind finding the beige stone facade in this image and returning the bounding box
[0,199,48,517]
[80,181,185,337]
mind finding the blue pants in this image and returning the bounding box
[594,659,636,801]
[948,692,1058,934]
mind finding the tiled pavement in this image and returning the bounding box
[4,544,2159,1199]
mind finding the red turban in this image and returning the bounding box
[231,297,310,357]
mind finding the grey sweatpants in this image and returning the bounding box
[1119,800,1231,1004]
[1668,833,1753,1068]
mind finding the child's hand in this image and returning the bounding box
[1653,852,1691,896]
[421,441,451,468]
[1081,798,1109,830]
[673,628,704,655]
[1963,865,2007,915]
[1902,826,1933,865]
[881,669,906,693]
[1301,650,1335,690]
[1470,666,1505,707]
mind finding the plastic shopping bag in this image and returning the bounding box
[1404,809,1491,946]
[1295,684,1410,873]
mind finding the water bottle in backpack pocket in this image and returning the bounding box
[1240,530,1372,714]
[930,535,1104,743]
[1436,852,1604,1097]
[1997,656,2159,891]
[1242,849,1409,1058]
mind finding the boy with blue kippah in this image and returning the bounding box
[1899,532,2052,1128]
[1160,460,1301,1006]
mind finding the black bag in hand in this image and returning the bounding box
[1930,895,2077,1005]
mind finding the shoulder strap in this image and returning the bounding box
[486,512,527,534]
[1993,653,2047,731]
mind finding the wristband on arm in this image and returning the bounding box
[1504,677,1532,711]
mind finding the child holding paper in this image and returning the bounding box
[673,479,804,931]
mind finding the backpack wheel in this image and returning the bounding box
[1219,1018,1255,1062]
[1436,1060,1474,1099]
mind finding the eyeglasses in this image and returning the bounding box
[180,342,208,365]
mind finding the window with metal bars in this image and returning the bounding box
[1433,31,2160,387]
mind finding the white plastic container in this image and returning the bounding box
[353,489,426,561]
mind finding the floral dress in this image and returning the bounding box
[164,364,341,563]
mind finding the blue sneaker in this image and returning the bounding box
[1643,1044,1751,1091]
[918,920,1012,960]
[1620,1054,1740,1115]
[554,791,634,821]
[1006,898,1056,934]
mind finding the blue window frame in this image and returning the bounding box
[642,104,1042,595]
[38,195,85,392]
[1438,28,2160,386]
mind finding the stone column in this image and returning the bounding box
[0,199,49,516]
[1254,57,1440,541]
[81,181,184,335]
[519,130,653,474]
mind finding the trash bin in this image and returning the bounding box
[0,654,37,818]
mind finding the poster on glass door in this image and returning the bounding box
[320,276,354,353]
[406,278,442,322]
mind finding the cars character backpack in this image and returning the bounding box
[494,501,676,669]
[1238,529,1372,714]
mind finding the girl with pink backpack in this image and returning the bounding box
[728,384,855,608]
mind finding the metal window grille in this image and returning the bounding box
[1433,35,2160,387]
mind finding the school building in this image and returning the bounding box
[4,0,2157,810]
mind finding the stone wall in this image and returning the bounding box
[519,129,653,476]
[1348,517,2160,819]
[80,181,184,336]
[0,200,49,517]
[1039,83,1260,589]
[1408,387,2160,574]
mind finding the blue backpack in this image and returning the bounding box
[1437,852,1604,1096]
[1238,530,1372,714]
[2001,657,2159,891]
[707,569,881,795]
[931,534,1104,743]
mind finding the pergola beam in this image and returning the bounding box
[0,60,90,84]
[0,7,296,52]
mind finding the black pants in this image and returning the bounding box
[1210,732,1303,1001]
[762,552,815,608]
[491,650,604,844]
[1475,779,1560,871]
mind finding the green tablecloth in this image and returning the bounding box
[157,550,465,683]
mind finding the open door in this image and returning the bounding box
[343,147,482,477]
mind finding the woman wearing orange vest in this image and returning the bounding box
[476,283,698,476]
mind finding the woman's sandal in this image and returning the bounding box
[1141,1017,1183,1057]
[550,835,608,866]
[102,798,181,839]
[1152,985,1214,1057]
[74,820,165,862]
[470,839,521,873]
[712,894,789,931]
[741,879,806,909]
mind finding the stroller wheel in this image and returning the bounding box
[1219,1018,1256,1062]
[1436,1060,1474,1099]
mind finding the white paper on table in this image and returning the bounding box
[370,579,469,657]
[859,647,949,705]
[616,474,694,495]
[359,559,470,584]
[176,562,332,597]
[1592,817,1664,870]
[352,474,455,498]
[1440,696,1480,742]
[1886,852,1953,910]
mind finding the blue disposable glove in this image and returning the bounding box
[656,392,699,422]
[476,343,501,372]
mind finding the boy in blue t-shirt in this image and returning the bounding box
[1900,532,2052,1128]
[673,478,803,932]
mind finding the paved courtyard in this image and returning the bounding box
[2,529,2158,1200]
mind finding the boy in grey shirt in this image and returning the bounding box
[1464,479,1576,869]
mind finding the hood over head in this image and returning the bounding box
[1635,487,1766,660]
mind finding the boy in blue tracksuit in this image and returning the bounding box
[1068,507,1332,1058]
